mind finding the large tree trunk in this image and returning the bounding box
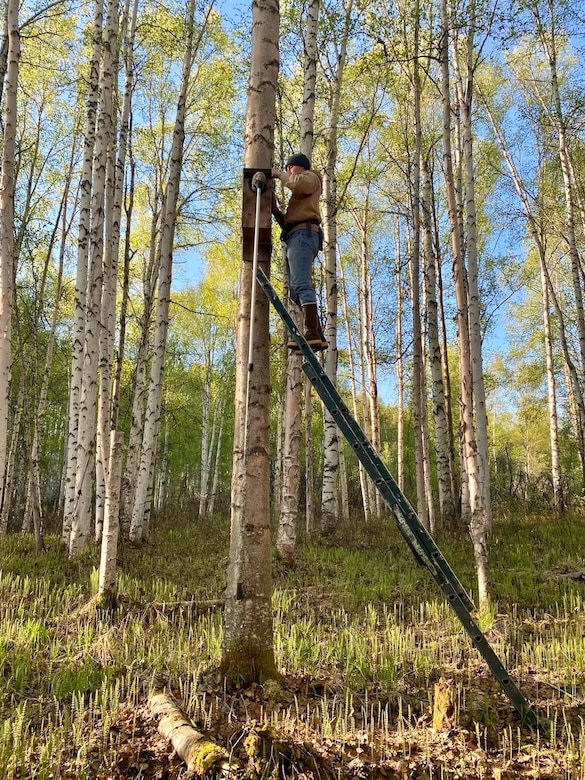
[221,0,279,686]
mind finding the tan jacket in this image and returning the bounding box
[279,169,322,231]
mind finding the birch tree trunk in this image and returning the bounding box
[221,0,279,686]
[129,0,198,542]
[95,0,120,543]
[23,163,73,544]
[0,0,19,528]
[62,0,103,547]
[123,228,160,528]
[0,374,23,535]
[321,0,354,534]
[409,4,428,530]
[339,255,370,522]
[277,0,319,563]
[421,153,457,526]
[481,92,564,511]
[450,0,491,530]
[442,0,488,605]
[98,430,124,604]
[207,396,225,517]
[276,361,303,563]
[535,4,585,380]
[357,206,382,520]
[305,381,315,534]
[111,0,139,432]
[199,351,213,517]
[395,227,405,492]
[69,0,115,555]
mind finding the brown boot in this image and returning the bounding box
[302,302,327,352]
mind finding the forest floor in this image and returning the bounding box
[1,509,585,778]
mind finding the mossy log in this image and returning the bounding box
[149,691,235,777]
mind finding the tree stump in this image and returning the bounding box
[432,678,455,730]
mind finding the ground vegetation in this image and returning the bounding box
[1,510,584,778]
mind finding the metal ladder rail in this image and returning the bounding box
[257,268,538,727]
[258,268,472,603]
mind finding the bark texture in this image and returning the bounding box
[222,0,279,686]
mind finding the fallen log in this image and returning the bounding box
[149,690,235,777]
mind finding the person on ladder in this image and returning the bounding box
[271,153,327,352]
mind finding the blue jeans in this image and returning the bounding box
[286,228,320,306]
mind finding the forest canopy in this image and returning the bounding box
[0,0,584,543]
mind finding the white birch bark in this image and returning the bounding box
[198,351,212,517]
[481,92,564,510]
[0,373,23,535]
[199,374,222,518]
[129,0,198,542]
[69,0,114,555]
[339,436,349,522]
[409,24,428,530]
[123,231,159,525]
[63,0,103,546]
[321,0,354,533]
[0,0,19,529]
[534,7,585,379]
[98,430,123,601]
[277,0,319,562]
[305,380,315,534]
[276,358,303,563]
[395,227,405,492]
[155,420,168,511]
[421,153,457,526]
[450,3,491,530]
[95,0,120,542]
[443,0,488,605]
[339,255,370,522]
[357,207,382,519]
[207,395,225,517]
[111,0,139,433]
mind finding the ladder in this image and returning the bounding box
[257,267,538,728]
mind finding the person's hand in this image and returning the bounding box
[271,167,282,179]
